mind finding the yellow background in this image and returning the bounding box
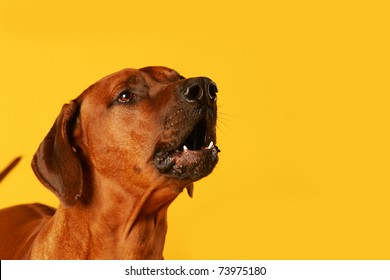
[0,0,389,259]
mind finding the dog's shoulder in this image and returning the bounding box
[0,203,55,259]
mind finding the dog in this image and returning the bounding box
[0,66,219,259]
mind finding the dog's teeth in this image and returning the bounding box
[183,145,189,152]
[207,141,214,149]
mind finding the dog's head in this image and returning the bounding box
[32,67,219,207]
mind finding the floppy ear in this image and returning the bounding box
[32,99,83,207]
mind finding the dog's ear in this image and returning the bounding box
[32,99,83,207]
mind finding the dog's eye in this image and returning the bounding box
[117,90,135,103]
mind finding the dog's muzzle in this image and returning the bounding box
[154,77,220,181]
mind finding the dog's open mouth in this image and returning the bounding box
[154,116,219,180]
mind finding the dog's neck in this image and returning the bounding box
[30,171,181,259]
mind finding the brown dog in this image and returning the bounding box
[0,67,219,259]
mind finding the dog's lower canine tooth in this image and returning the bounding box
[207,141,214,149]
[183,145,189,151]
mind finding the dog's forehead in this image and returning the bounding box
[99,68,144,84]
[79,67,183,103]
[139,66,183,83]
[98,67,182,87]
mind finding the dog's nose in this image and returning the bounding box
[182,78,218,104]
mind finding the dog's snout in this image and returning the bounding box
[207,82,218,102]
[182,78,218,104]
[184,83,203,101]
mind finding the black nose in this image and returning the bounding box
[182,77,218,104]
